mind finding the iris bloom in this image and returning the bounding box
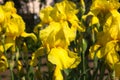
[36,0,84,32]
[89,40,120,69]
[32,1,81,80]
[90,0,120,27]
[0,1,37,53]
[89,10,120,68]
[88,0,120,69]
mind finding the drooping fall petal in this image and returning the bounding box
[53,66,63,80]
[0,54,8,72]
[21,32,37,43]
[48,47,80,69]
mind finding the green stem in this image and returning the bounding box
[81,39,87,80]
[82,52,86,80]
[10,69,14,80]
[1,35,6,55]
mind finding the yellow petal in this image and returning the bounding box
[105,51,119,69]
[40,22,61,48]
[40,6,53,24]
[115,62,120,79]
[89,44,100,59]
[0,7,5,23]
[0,54,8,72]
[40,21,76,48]
[67,50,81,68]
[30,53,38,66]
[48,47,80,69]
[0,36,15,52]
[3,1,16,13]
[91,0,120,13]
[21,32,37,43]
[4,13,25,38]
[82,12,99,26]
[50,0,78,22]
[17,60,22,71]
[55,21,76,48]
[50,1,66,21]
[108,10,120,40]
[104,41,119,69]
[53,66,63,80]
[5,22,19,37]
[10,14,25,35]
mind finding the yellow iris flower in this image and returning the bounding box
[37,0,84,32]
[89,40,120,69]
[0,1,37,53]
[89,0,120,27]
[94,9,120,45]
[4,12,36,41]
[89,9,120,46]
[89,0,120,69]
[32,1,81,80]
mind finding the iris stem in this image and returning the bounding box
[82,51,86,80]
[10,69,14,80]
[81,39,87,80]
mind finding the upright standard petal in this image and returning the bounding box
[40,6,53,24]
